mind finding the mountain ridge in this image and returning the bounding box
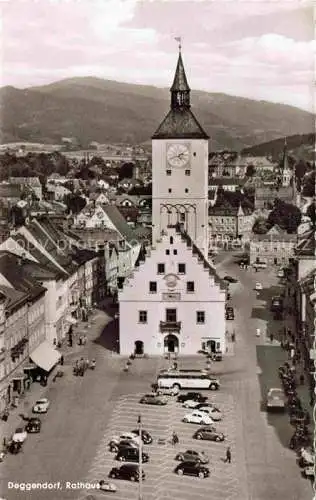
[0,77,313,150]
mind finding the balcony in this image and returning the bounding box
[159,321,181,333]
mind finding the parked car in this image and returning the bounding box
[32,398,50,414]
[116,447,149,463]
[109,440,138,453]
[207,351,223,361]
[226,307,234,320]
[253,262,267,269]
[182,410,214,425]
[177,392,208,404]
[98,480,117,493]
[193,428,225,442]
[175,449,209,464]
[12,428,27,443]
[174,461,210,478]
[302,466,314,480]
[156,386,179,396]
[182,400,203,409]
[277,269,285,278]
[109,464,145,482]
[255,282,263,291]
[195,402,220,412]
[131,429,153,444]
[223,276,238,283]
[198,407,222,421]
[271,296,284,313]
[139,394,167,405]
[25,418,41,433]
[266,388,285,412]
[108,432,141,450]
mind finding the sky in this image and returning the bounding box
[0,0,314,112]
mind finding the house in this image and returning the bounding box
[296,268,316,369]
[9,177,42,200]
[89,192,109,205]
[46,183,71,201]
[119,48,226,356]
[208,178,247,193]
[104,243,119,295]
[249,225,297,266]
[208,201,254,243]
[0,183,24,205]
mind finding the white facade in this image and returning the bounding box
[152,139,209,257]
[119,227,226,356]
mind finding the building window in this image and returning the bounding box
[165,249,170,255]
[149,281,157,293]
[139,310,147,323]
[180,212,185,222]
[166,170,171,176]
[170,236,173,244]
[166,308,177,322]
[178,263,186,274]
[157,263,165,274]
[196,311,205,324]
[185,188,189,193]
[185,170,191,176]
[173,249,177,255]
[187,281,195,293]
[168,188,172,193]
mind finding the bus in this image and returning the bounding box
[156,370,220,390]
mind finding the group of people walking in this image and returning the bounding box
[73,358,96,376]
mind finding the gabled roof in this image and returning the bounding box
[101,204,139,246]
[152,108,209,140]
[0,251,46,300]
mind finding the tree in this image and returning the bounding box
[267,200,302,233]
[118,162,134,180]
[64,193,86,214]
[252,217,271,234]
[306,202,316,224]
[245,164,255,177]
[302,171,315,197]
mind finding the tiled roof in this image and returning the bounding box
[152,108,209,140]
[0,284,29,312]
[295,228,315,257]
[0,251,46,300]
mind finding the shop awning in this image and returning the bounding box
[66,315,78,325]
[30,341,61,372]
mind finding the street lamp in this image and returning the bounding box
[137,415,143,500]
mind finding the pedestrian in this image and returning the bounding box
[60,355,64,366]
[172,431,179,445]
[269,333,274,343]
[299,374,304,385]
[224,446,231,463]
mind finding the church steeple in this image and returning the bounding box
[170,47,191,109]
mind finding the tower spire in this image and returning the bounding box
[170,40,190,109]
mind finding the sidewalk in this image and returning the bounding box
[0,308,104,444]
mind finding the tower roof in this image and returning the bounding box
[152,48,209,140]
[170,52,190,92]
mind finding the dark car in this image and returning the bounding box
[224,276,238,283]
[177,392,208,404]
[139,394,167,405]
[174,461,210,478]
[109,464,145,482]
[207,351,222,361]
[193,428,225,442]
[131,429,153,444]
[116,448,149,463]
[109,440,139,453]
[195,403,220,412]
[175,449,209,464]
[226,307,234,320]
[25,418,41,433]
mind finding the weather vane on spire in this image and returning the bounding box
[174,36,182,52]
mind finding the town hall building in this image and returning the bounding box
[118,47,226,356]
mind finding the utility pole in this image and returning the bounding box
[138,415,143,500]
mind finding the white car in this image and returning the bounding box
[32,398,50,414]
[255,282,263,291]
[99,480,117,492]
[198,407,222,421]
[277,269,285,278]
[109,432,141,446]
[182,400,201,409]
[267,388,285,411]
[182,410,214,425]
[12,427,27,443]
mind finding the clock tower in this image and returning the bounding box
[151,47,209,256]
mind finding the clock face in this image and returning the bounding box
[167,144,190,168]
